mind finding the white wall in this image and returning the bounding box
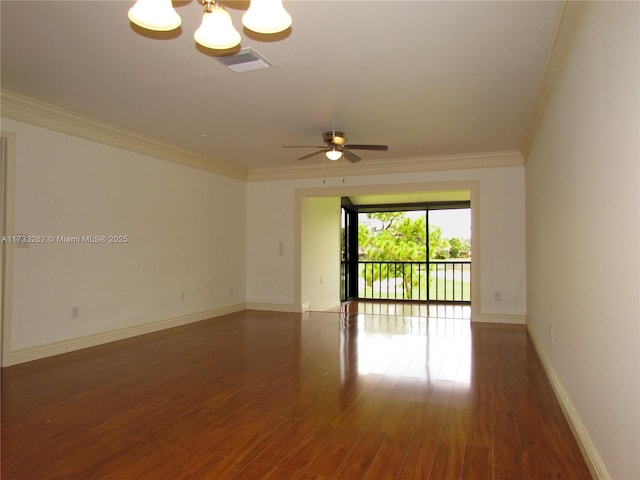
[476,166,527,316]
[2,118,246,363]
[525,2,639,478]
[301,196,341,311]
[246,179,296,308]
[247,164,527,321]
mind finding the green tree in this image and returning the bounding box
[428,225,450,259]
[358,212,451,298]
[448,237,471,258]
[359,212,427,262]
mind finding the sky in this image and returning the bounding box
[429,209,471,240]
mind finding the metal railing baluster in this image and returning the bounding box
[357,260,470,303]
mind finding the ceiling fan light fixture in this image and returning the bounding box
[332,135,347,146]
[286,130,387,163]
[194,2,241,50]
[242,0,292,34]
[325,148,343,161]
[323,130,346,146]
[128,0,182,31]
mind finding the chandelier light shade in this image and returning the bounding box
[194,3,241,50]
[128,0,181,31]
[242,0,292,34]
[129,0,291,50]
[325,147,343,161]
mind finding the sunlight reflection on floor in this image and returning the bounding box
[339,304,472,385]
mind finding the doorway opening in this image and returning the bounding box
[341,198,471,304]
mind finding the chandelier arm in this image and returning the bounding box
[200,0,216,13]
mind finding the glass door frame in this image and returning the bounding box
[341,203,358,301]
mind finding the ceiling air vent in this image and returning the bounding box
[218,48,273,73]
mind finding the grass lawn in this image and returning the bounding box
[360,277,470,302]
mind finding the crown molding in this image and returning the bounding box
[247,150,524,182]
[522,1,590,160]
[1,90,248,181]
[1,90,524,183]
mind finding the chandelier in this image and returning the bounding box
[128,0,292,50]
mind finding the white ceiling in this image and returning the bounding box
[1,1,561,172]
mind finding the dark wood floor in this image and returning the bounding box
[1,304,591,479]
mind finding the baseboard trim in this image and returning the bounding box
[246,302,306,313]
[308,300,341,312]
[527,326,610,480]
[471,313,527,325]
[2,303,246,366]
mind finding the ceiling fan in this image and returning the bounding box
[283,131,388,163]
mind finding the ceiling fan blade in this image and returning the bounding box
[297,150,326,160]
[345,144,388,151]
[343,149,361,163]
[287,131,386,162]
[283,145,325,149]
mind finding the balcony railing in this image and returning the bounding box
[358,260,471,302]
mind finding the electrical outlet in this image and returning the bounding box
[180,292,185,302]
[494,291,502,301]
[549,324,554,342]
[71,306,79,319]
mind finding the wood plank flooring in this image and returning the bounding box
[1,305,592,479]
